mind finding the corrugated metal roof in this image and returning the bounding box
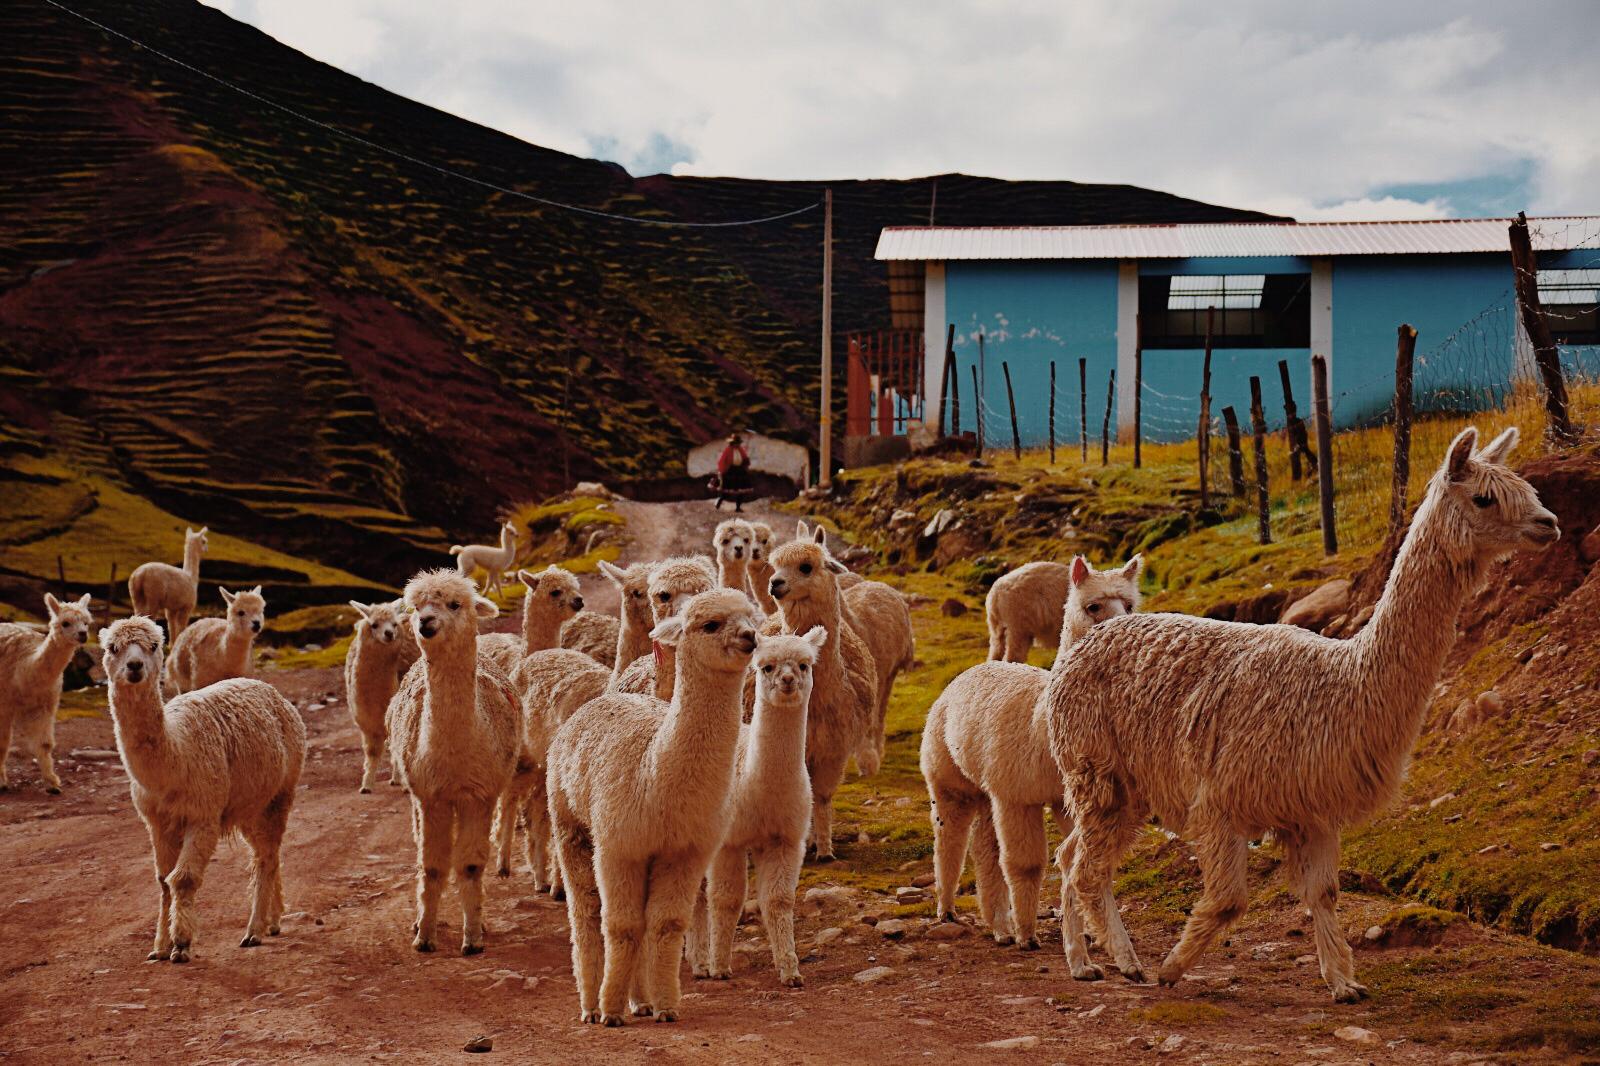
[875,217,1599,261]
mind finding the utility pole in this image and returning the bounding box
[819,188,834,486]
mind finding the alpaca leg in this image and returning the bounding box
[970,804,1013,943]
[992,801,1047,950]
[1069,796,1146,981]
[167,824,220,962]
[806,747,848,862]
[554,823,603,1023]
[455,797,494,955]
[1003,629,1032,664]
[492,786,520,878]
[1286,830,1366,1002]
[1052,829,1103,981]
[412,799,452,952]
[523,783,553,893]
[358,729,384,793]
[685,878,713,979]
[240,826,274,947]
[595,849,648,1026]
[1158,822,1248,987]
[0,704,12,791]
[147,823,181,960]
[642,856,705,1022]
[987,621,1006,661]
[929,788,980,923]
[20,715,62,793]
[755,840,805,987]
[261,789,292,935]
[706,848,747,980]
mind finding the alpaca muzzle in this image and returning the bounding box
[769,579,787,600]
[418,616,441,640]
[571,595,585,612]
[1525,513,1560,545]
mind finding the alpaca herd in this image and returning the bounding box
[0,426,1564,1019]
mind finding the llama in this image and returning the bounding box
[1046,427,1558,1001]
[547,589,764,1025]
[450,521,519,597]
[0,592,93,793]
[561,612,618,668]
[921,555,1141,972]
[713,519,755,596]
[747,522,780,615]
[128,526,207,637]
[689,627,824,987]
[345,599,420,793]
[612,555,718,700]
[166,586,266,695]
[100,617,305,962]
[386,570,521,955]
[479,566,584,678]
[986,561,1077,663]
[762,538,877,861]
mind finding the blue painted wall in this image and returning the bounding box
[944,260,1119,447]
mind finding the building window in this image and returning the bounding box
[1538,268,1600,345]
[1139,273,1311,349]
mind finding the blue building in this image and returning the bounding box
[874,218,1599,445]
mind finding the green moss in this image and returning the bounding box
[1128,1002,1229,1026]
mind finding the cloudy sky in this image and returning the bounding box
[200,0,1598,221]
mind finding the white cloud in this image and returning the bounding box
[195,1,1600,218]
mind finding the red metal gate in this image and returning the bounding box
[846,330,925,436]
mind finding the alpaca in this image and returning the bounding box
[690,627,824,987]
[0,592,93,793]
[1046,427,1558,1001]
[747,522,780,615]
[547,589,763,1025]
[762,538,877,861]
[479,566,584,678]
[450,522,519,596]
[561,611,619,668]
[344,599,420,793]
[713,519,755,596]
[986,561,1076,663]
[841,577,915,773]
[166,586,266,695]
[100,617,305,962]
[612,555,718,700]
[921,555,1141,971]
[796,520,863,589]
[386,570,521,955]
[128,526,207,637]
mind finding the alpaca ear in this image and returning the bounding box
[650,615,686,647]
[77,592,93,608]
[823,555,848,575]
[796,520,811,539]
[472,595,499,620]
[97,627,111,648]
[251,585,263,597]
[802,625,828,650]
[220,588,237,606]
[812,526,827,545]
[1445,427,1479,482]
[598,560,626,585]
[1069,556,1091,588]
[1477,426,1519,466]
[44,592,62,617]
[185,526,194,536]
[349,600,374,620]
[197,526,208,536]
[517,569,537,590]
[1120,555,1144,580]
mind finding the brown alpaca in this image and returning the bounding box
[1046,427,1558,1001]
[478,566,583,679]
[746,522,780,615]
[344,600,419,793]
[128,526,207,637]
[166,586,267,695]
[0,592,93,793]
[986,561,1074,663]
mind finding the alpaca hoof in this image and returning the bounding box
[710,970,731,981]
[239,934,261,948]
[1332,981,1370,1003]
[782,974,804,988]
[691,968,711,980]
[811,853,836,865]
[146,949,168,962]
[462,942,484,956]
[46,785,62,795]
[993,933,1016,947]
[413,936,435,953]
[580,1010,601,1024]
[601,1013,626,1028]
[1019,937,1041,951]
[358,786,372,795]
[268,926,281,937]
[653,1008,677,1023]
[1156,964,1181,987]
[495,867,510,879]
[630,1002,654,1017]
[1123,966,1148,984]
[1071,963,1106,982]
[169,946,191,964]
[551,887,566,902]
[938,911,958,924]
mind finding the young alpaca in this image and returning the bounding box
[746,522,780,615]
[479,566,584,679]
[101,617,305,962]
[713,519,756,596]
[763,540,877,861]
[0,592,93,793]
[986,561,1075,663]
[166,586,266,695]
[344,600,420,793]
[386,570,520,955]
[450,521,519,597]
[692,627,825,987]
[612,556,718,700]
[547,590,763,1026]
[1047,427,1558,1001]
[128,526,207,637]
[921,556,1141,970]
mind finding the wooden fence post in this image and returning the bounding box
[1101,369,1116,466]
[1002,360,1022,461]
[1509,212,1576,443]
[57,554,66,585]
[1390,324,1418,534]
[971,364,983,455]
[1198,305,1214,509]
[1133,312,1143,469]
[937,323,955,437]
[1311,354,1337,555]
[1278,359,1317,478]
[107,561,118,624]
[950,335,961,438]
[1222,406,1245,496]
[1078,357,1088,462]
[1048,360,1057,465]
[1249,376,1271,545]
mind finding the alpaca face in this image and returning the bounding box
[714,519,754,565]
[753,627,824,705]
[647,557,718,625]
[1437,427,1559,558]
[405,569,496,645]
[651,589,761,674]
[601,561,653,631]
[519,567,584,616]
[100,617,164,688]
[186,526,209,556]
[1064,556,1143,642]
[765,542,845,606]
[220,586,267,636]
[351,599,406,643]
[45,592,94,646]
[747,523,775,575]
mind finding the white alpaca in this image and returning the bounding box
[344,599,419,793]
[128,526,207,637]
[450,521,519,596]
[612,555,718,700]
[101,617,305,962]
[713,519,755,596]
[547,589,763,1026]
[0,592,93,793]
[986,561,1075,663]
[746,522,780,615]
[921,556,1141,972]
[689,627,824,987]
[386,570,521,955]
[1047,427,1558,1001]
[478,566,584,679]
[166,586,266,695]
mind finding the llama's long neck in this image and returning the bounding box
[743,693,807,785]
[1048,604,1091,678]
[182,541,203,581]
[109,679,171,783]
[520,602,565,654]
[615,606,653,674]
[420,635,479,737]
[653,644,677,701]
[719,557,749,593]
[749,565,779,615]
[778,589,845,693]
[221,623,257,675]
[651,659,747,799]
[30,627,80,684]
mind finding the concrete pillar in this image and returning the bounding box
[1116,260,1138,440]
[1310,258,1333,383]
[923,261,946,420]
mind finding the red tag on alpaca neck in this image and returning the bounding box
[652,641,664,669]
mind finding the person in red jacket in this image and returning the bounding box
[713,432,751,512]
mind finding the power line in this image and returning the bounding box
[39,0,822,229]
